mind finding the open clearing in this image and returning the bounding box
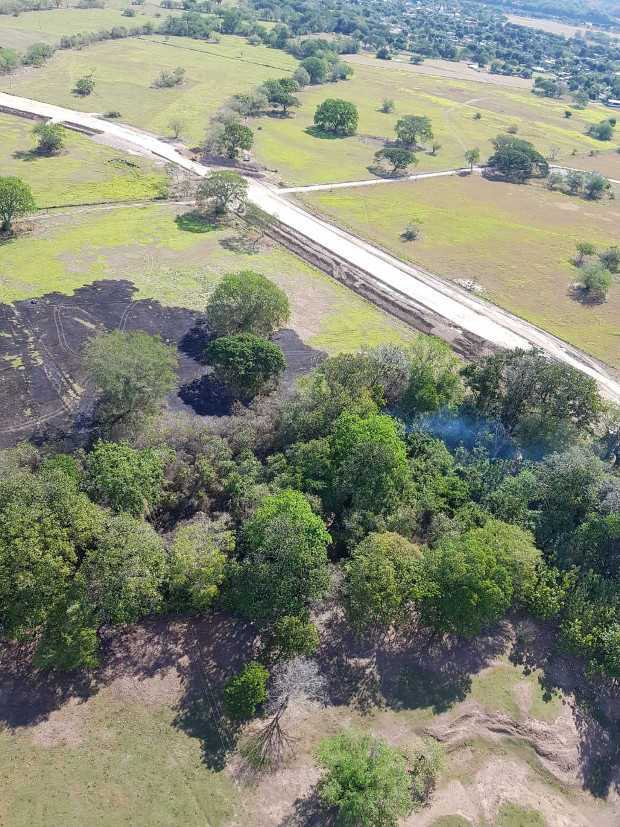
[0,113,167,206]
[505,13,620,40]
[0,35,296,145]
[1,611,618,826]
[253,57,620,185]
[299,174,620,369]
[0,202,415,441]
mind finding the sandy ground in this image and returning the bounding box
[347,53,534,89]
[1,92,620,404]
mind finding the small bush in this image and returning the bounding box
[402,222,421,241]
[223,661,269,721]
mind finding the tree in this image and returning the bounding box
[395,115,433,148]
[329,411,412,519]
[374,146,416,174]
[313,99,359,136]
[599,246,620,274]
[0,176,36,233]
[487,134,548,182]
[206,270,290,337]
[224,661,269,720]
[168,118,185,139]
[301,56,328,84]
[168,515,233,612]
[344,532,421,632]
[83,330,178,431]
[206,333,286,401]
[219,120,253,159]
[575,240,596,265]
[376,45,391,60]
[580,263,612,300]
[240,657,325,770]
[464,147,480,171]
[418,519,542,637]
[77,512,166,624]
[399,337,463,416]
[84,440,167,516]
[462,348,601,447]
[269,615,319,660]
[380,98,395,113]
[316,731,413,827]
[196,170,248,215]
[293,66,310,87]
[154,66,185,88]
[233,489,331,621]
[261,78,300,114]
[73,73,96,96]
[588,120,614,141]
[583,171,611,200]
[0,467,102,640]
[32,122,65,155]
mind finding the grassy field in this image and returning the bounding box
[1,615,611,827]
[0,202,415,353]
[0,113,167,207]
[0,35,296,145]
[300,174,620,368]
[0,0,166,51]
[0,694,237,827]
[253,57,620,185]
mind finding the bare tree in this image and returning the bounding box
[240,658,326,772]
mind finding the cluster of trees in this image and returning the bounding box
[487,133,550,182]
[2,265,619,684]
[547,168,612,200]
[572,240,618,301]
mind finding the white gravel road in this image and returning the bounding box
[1,91,619,401]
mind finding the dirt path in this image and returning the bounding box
[279,167,482,193]
[2,91,620,402]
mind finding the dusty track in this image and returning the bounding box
[2,91,620,401]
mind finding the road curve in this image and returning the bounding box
[1,91,619,402]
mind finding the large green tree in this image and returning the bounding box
[487,134,549,182]
[84,440,168,516]
[233,489,331,621]
[0,467,102,639]
[395,115,433,147]
[206,270,290,337]
[313,98,359,135]
[77,512,167,625]
[168,516,234,611]
[0,176,36,233]
[316,731,414,827]
[206,333,286,400]
[83,330,178,431]
[344,532,421,632]
[197,170,248,215]
[418,519,541,636]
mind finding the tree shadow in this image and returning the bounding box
[568,284,607,305]
[509,616,620,798]
[175,210,217,233]
[277,790,325,826]
[304,126,345,140]
[219,233,259,255]
[178,374,236,416]
[172,614,259,770]
[12,149,41,162]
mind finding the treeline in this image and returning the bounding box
[1,268,619,687]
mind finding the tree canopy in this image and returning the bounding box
[314,98,359,135]
[206,270,290,337]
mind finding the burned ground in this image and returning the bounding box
[0,279,324,448]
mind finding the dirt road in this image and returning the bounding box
[2,91,619,401]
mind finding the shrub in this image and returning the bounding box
[223,661,269,720]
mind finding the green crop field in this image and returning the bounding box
[0,35,296,145]
[0,202,415,353]
[300,174,620,367]
[0,113,167,206]
[253,57,619,184]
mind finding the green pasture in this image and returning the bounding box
[0,35,296,145]
[300,174,620,367]
[0,202,415,353]
[0,112,167,206]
